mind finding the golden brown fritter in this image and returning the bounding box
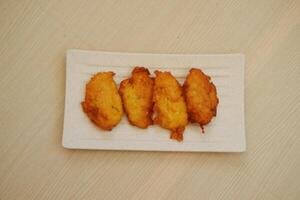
[119,67,154,128]
[183,68,219,132]
[153,70,188,141]
[81,72,123,130]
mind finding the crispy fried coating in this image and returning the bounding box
[153,71,188,141]
[183,68,219,132]
[81,72,123,130]
[119,67,154,128]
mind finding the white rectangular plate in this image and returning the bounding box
[63,49,245,152]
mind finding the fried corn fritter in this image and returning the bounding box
[183,68,218,132]
[81,72,123,130]
[153,71,188,141]
[119,67,154,128]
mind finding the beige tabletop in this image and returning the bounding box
[1,0,300,199]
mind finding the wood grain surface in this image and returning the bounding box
[0,0,299,199]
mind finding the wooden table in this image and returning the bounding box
[1,1,299,199]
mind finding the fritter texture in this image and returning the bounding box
[119,67,154,128]
[153,70,188,141]
[81,72,123,130]
[183,68,218,132]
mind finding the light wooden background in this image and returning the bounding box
[1,0,300,199]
